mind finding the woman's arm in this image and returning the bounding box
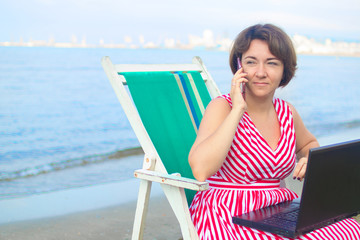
[189,69,248,182]
[288,103,319,181]
[188,98,245,181]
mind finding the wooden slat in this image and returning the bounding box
[134,169,209,191]
[114,63,202,73]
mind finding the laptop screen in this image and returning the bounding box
[296,140,360,231]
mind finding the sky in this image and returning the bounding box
[1,0,360,45]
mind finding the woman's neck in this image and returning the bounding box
[245,93,275,115]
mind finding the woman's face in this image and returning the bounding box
[241,39,284,99]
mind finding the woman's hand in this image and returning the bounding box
[230,68,248,113]
[293,157,308,181]
[288,103,319,182]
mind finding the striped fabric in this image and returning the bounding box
[189,94,360,239]
[123,71,211,205]
[173,71,208,132]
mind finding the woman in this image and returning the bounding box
[188,24,360,239]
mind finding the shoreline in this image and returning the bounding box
[0,194,182,240]
[0,176,161,225]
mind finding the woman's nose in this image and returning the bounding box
[255,64,267,78]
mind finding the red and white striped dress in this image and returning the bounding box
[189,94,360,240]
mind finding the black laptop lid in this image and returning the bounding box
[296,139,360,232]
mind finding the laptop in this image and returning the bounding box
[232,139,360,238]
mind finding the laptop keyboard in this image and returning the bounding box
[263,209,299,225]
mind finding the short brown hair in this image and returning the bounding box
[229,24,297,87]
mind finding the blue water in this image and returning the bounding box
[0,47,360,200]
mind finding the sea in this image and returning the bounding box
[1,46,360,202]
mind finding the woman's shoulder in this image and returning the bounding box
[274,98,294,111]
[216,93,232,105]
[274,98,300,120]
[204,94,231,116]
[209,94,231,108]
[198,95,232,132]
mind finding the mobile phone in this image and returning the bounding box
[237,57,245,95]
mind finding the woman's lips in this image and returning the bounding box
[253,82,268,86]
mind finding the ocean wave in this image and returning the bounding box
[3,119,359,182]
[0,147,143,182]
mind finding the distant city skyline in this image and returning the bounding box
[2,28,360,47]
[1,0,360,45]
[2,30,360,57]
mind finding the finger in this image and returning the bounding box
[293,158,305,177]
[235,68,244,74]
[234,68,248,78]
[232,76,248,85]
[231,79,248,91]
[293,161,307,180]
[297,165,307,181]
[292,164,301,179]
[231,71,248,96]
[231,76,246,87]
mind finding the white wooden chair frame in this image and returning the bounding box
[102,56,222,240]
[102,56,302,240]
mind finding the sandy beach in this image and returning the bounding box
[0,193,182,240]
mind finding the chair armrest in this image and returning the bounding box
[134,169,209,191]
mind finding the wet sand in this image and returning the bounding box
[0,193,182,240]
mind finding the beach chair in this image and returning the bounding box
[101,56,221,240]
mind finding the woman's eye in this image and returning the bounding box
[268,61,279,66]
